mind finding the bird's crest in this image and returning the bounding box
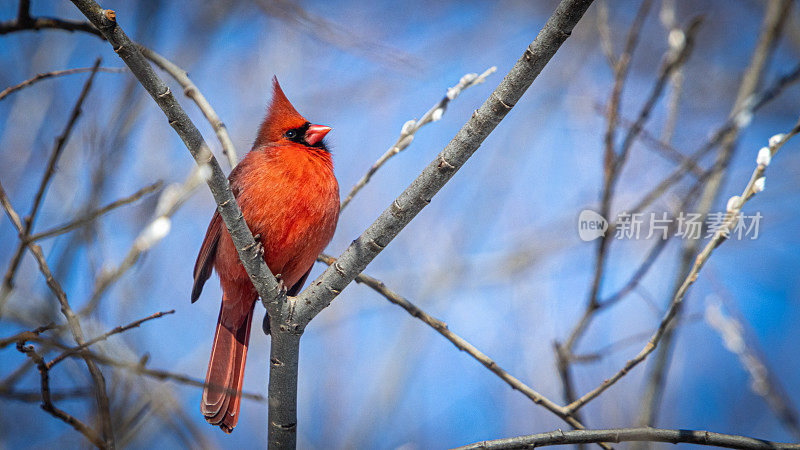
[254,77,309,148]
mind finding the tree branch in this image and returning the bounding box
[0,180,115,448]
[340,66,497,210]
[46,309,174,369]
[15,341,105,448]
[139,45,239,169]
[0,66,124,102]
[26,181,162,242]
[453,427,800,450]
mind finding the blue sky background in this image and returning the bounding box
[0,1,799,448]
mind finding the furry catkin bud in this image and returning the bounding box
[769,134,785,148]
[756,147,771,167]
[726,196,740,212]
[753,177,766,193]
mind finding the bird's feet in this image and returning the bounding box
[275,273,288,296]
[253,233,265,258]
[262,274,288,336]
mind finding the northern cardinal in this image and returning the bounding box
[191,78,339,433]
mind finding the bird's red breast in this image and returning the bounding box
[214,142,339,328]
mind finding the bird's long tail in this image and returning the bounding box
[201,300,255,433]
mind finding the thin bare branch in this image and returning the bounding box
[316,254,586,431]
[453,427,800,450]
[139,45,239,168]
[637,0,793,431]
[26,181,162,242]
[0,66,125,102]
[0,14,101,36]
[0,179,115,448]
[47,310,175,369]
[80,168,204,315]
[340,66,497,210]
[15,341,105,448]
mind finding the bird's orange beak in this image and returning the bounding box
[305,124,331,146]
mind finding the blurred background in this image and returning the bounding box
[1,0,799,448]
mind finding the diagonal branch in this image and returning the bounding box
[140,45,239,169]
[16,341,105,448]
[26,181,162,242]
[294,0,596,328]
[636,0,793,431]
[46,309,174,369]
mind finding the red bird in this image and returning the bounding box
[191,78,339,433]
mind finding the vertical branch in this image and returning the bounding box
[267,331,301,449]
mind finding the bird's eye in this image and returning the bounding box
[285,130,297,139]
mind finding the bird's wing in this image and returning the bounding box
[192,210,222,303]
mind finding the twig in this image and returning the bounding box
[565,116,800,414]
[0,59,102,319]
[453,427,800,450]
[0,322,57,349]
[0,66,125,102]
[602,108,704,177]
[598,168,711,307]
[0,14,101,36]
[139,45,239,168]
[602,0,654,181]
[571,313,703,364]
[628,37,800,219]
[0,386,91,403]
[0,180,115,448]
[15,335,267,402]
[595,1,615,68]
[340,66,497,210]
[659,0,684,144]
[80,167,204,315]
[26,181,162,242]
[15,341,105,448]
[47,310,175,369]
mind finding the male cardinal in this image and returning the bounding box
[191,78,339,432]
